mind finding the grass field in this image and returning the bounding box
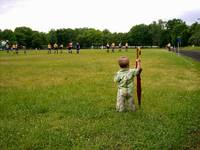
[0,49,200,149]
[182,46,200,51]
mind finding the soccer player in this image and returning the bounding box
[125,42,128,52]
[54,43,58,54]
[111,42,115,53]
[106,43,110,53]
[67,42,73,54]
[48,43,52,54]
[118,43,122,52]
[60,44,63,53]
[76,42,80,54]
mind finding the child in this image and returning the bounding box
[114,56,141,112]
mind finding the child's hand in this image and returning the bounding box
[136,59,141,62]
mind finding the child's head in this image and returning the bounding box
[118,56,129,68]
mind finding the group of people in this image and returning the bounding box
[1,40,130,55]
[0,41,26,54]
[1,38,141,113]
[106,42,129,53]
[47,42,80,54]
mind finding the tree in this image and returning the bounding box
[160,30,171,47]
[48,29,57,44]
[166,19,189,46]
[2,29,16,43]
[31,31,44,49]
[0,18,198,49]
[128,24,151,46]
[172,23,189,46]
[148,21,162,46]
[189,22,200,46]
[0,29,2,40]
[14,27,33,48]
[102,29,112,45]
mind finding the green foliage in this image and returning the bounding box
[48,29,57,44]
[148,21,162,46]
[128,24,151,46]
[102,29,112,45]
[14,27,33,48]
[1,29,16,43]
[0,49,199,149]
[181,46,200,51]
[189,23,200,46]
[31,31,45,49]
[165,19,190,46]
[0,29,2,40]
[0,19,199,48]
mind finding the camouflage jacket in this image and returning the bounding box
[114,68,139,94]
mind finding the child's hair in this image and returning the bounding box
[118,56,129,68]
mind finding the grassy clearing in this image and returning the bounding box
[181,46,200,51]
[0,49,200,149]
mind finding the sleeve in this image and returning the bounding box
[130,68,139,77]
[114,72,120,83]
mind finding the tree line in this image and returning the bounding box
[0,19,199,49]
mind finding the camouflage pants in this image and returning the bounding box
[116,89,136,112]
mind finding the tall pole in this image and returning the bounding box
[135,47,142,107]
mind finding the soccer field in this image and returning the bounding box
[0,49,200,149]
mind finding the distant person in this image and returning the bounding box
[111,43,115,53]
[60,44,63,53]
[54,43,58,54]
[13,44,19,54]
[125,42,128,51]
[167,43,171,51]
[76,42,80,54]
[48,43,52,54]
[106,43,110,53]
[23,44,26,54]
[67,42,73,54]
[12,44,16,54]
[114,56,141,112]
[118,43,122,52]
[6,43,10,52]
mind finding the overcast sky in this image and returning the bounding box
[0,0,200,33]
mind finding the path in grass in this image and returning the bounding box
[0,49,200,149]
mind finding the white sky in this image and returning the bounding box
[0,0,200,33]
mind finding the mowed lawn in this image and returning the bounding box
[0,49,200,150]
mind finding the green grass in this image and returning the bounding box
[181,46,200,51]
[0,49,200,149]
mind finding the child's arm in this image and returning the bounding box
[114,72,120,82]
[132,59,142,76]
[136,59,141,70]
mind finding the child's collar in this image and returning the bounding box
[120,68,129,71]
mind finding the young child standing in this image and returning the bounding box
[114,56,141,112]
